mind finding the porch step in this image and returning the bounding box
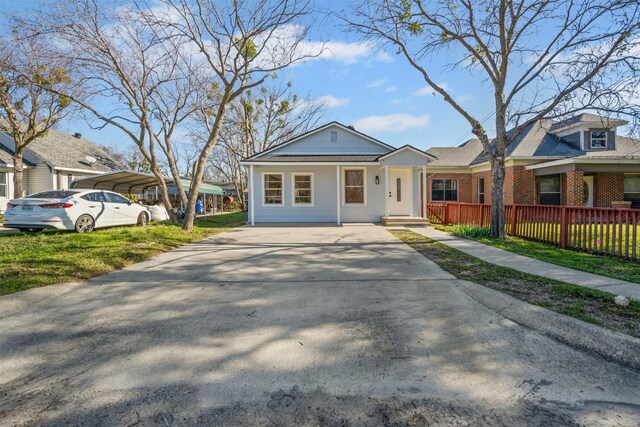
[381,216,431,226]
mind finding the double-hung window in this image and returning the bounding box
[292,173,313,206]
[477,178,485,204]
[0,172,6,198]
[344,169,365,205]
[624,174,640,208]
[590,131,607,149]
[431,179,457,201]
[538,174,562,205]
[263,173,283,205]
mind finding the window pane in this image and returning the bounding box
[624,175,640,192]
[540,193,561,205]
[445,189,457,201]
[431,190,444,201]
[445,180,457,190]
[264,174,283,205]
[432,180,444,190]
[539,175,560,192]
[624,193,640,208]
[345,170,363,186]
[294,174,312,204]
[0,172,5,185]
[396,178,401,202]
[345,187,364,204]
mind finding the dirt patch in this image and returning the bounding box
[389,229,640,338]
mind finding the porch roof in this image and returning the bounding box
[525,156,640,175]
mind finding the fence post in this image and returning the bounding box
[510,205,517,236]
[560,207,569,248]
[444,203,450,225]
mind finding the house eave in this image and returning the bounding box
[53,167,110,174]
[241,161,382,166]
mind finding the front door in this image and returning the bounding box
[389,169,412,216]
[583,176,594,207]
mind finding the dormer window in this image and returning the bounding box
[590,131,607,149]
[330,131,337,142]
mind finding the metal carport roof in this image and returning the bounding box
[70,170,223,195]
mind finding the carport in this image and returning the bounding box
[70,170,224,214]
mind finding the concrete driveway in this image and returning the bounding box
[0,224,638,426]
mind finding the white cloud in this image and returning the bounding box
[353,114,430,133]
[367,78,388,88]
[375,51,393,63]
[390,98,403,105]
[311,95,351,108]
[455,94,475,104]
[384,85,397,93]
[415,83,449,96]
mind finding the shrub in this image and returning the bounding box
[450,224,493,239]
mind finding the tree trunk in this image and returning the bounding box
[182,101,229,232]
[489,157,506,238]
[12,149,24,198]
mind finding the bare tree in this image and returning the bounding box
[29,0,205,222]
[348,0,640,237]
[0,31,76,198]
[152,0,320,231]
[209,82,325,209]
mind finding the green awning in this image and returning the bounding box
[180,180,224,195]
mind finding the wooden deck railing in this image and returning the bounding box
[427,202,640,260]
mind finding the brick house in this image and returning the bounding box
[425,114,640,208]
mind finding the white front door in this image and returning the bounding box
[389,169,412,216]
[583,176,594,207]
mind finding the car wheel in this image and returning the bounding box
[75,214,95,233]
[137,212,149,227]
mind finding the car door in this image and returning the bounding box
[104,192,137,225]
[80,192,112,227]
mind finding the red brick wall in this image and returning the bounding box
[594,172,625,207]
[564,170,585,206]
[471,170,492,204]
[506,166,537,205]
[426,173,472,203]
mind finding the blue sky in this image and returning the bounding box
[1,0,496,151]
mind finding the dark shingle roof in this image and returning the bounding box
[0,127,121,172]
[426,139,484,167]
[549,113,628,132]
[249,155,381,162]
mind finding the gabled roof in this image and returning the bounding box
[248,155,380,163]
[378,144,437,161]
[0,132,36,166]
[245,121,395,160]
[0,127,122,172]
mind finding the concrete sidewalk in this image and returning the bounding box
[408,226,640,300]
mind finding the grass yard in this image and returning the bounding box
[389,229,640,338]
[436,224,640,284]
[0,211,247,296]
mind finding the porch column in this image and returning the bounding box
[422,165,427,218]
[249,165,255,226]
[336,166,341,225]
[565,170,584,207]
[384,166,389,218]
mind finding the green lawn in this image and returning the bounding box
[390,229,640,337]
[0,211,247,296]
[436,224,640,284]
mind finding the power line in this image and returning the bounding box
[446,111,495,147]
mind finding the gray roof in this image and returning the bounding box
[549,113,628,132]
[0,127,122,172]
[248,155,381,163]
[577,136,640,159]
[426,139,484,167]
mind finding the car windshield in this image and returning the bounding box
[26,190,81,199]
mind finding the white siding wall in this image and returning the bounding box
[272,126,390,155]
[0,168,12,213]
[28,164,56,195]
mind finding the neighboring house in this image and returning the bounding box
[242,122,435,224]
[0,129,122,212]
[426,114,640,208]
[209,181,240,198]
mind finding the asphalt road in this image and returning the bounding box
[0,225,638,426]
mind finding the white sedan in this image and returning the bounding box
[4,190,150,233]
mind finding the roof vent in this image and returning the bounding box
[347,125,355,130]
[84,155,97,165]
[73,132,82,139]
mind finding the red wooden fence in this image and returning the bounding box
[427,202,640,260]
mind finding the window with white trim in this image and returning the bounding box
[0,172,6,198]
[590,131,607,148]
[477,177,485,204]
[292,173,313,205]
[263,173,283,205]
[344,169,365,204]
[330,131,338,142]
[431,179,457,201]
[624,174,640,208]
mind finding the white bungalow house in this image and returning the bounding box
[0,128,122,213]
[241,122,435,225]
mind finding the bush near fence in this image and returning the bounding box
[427,202,640,260]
